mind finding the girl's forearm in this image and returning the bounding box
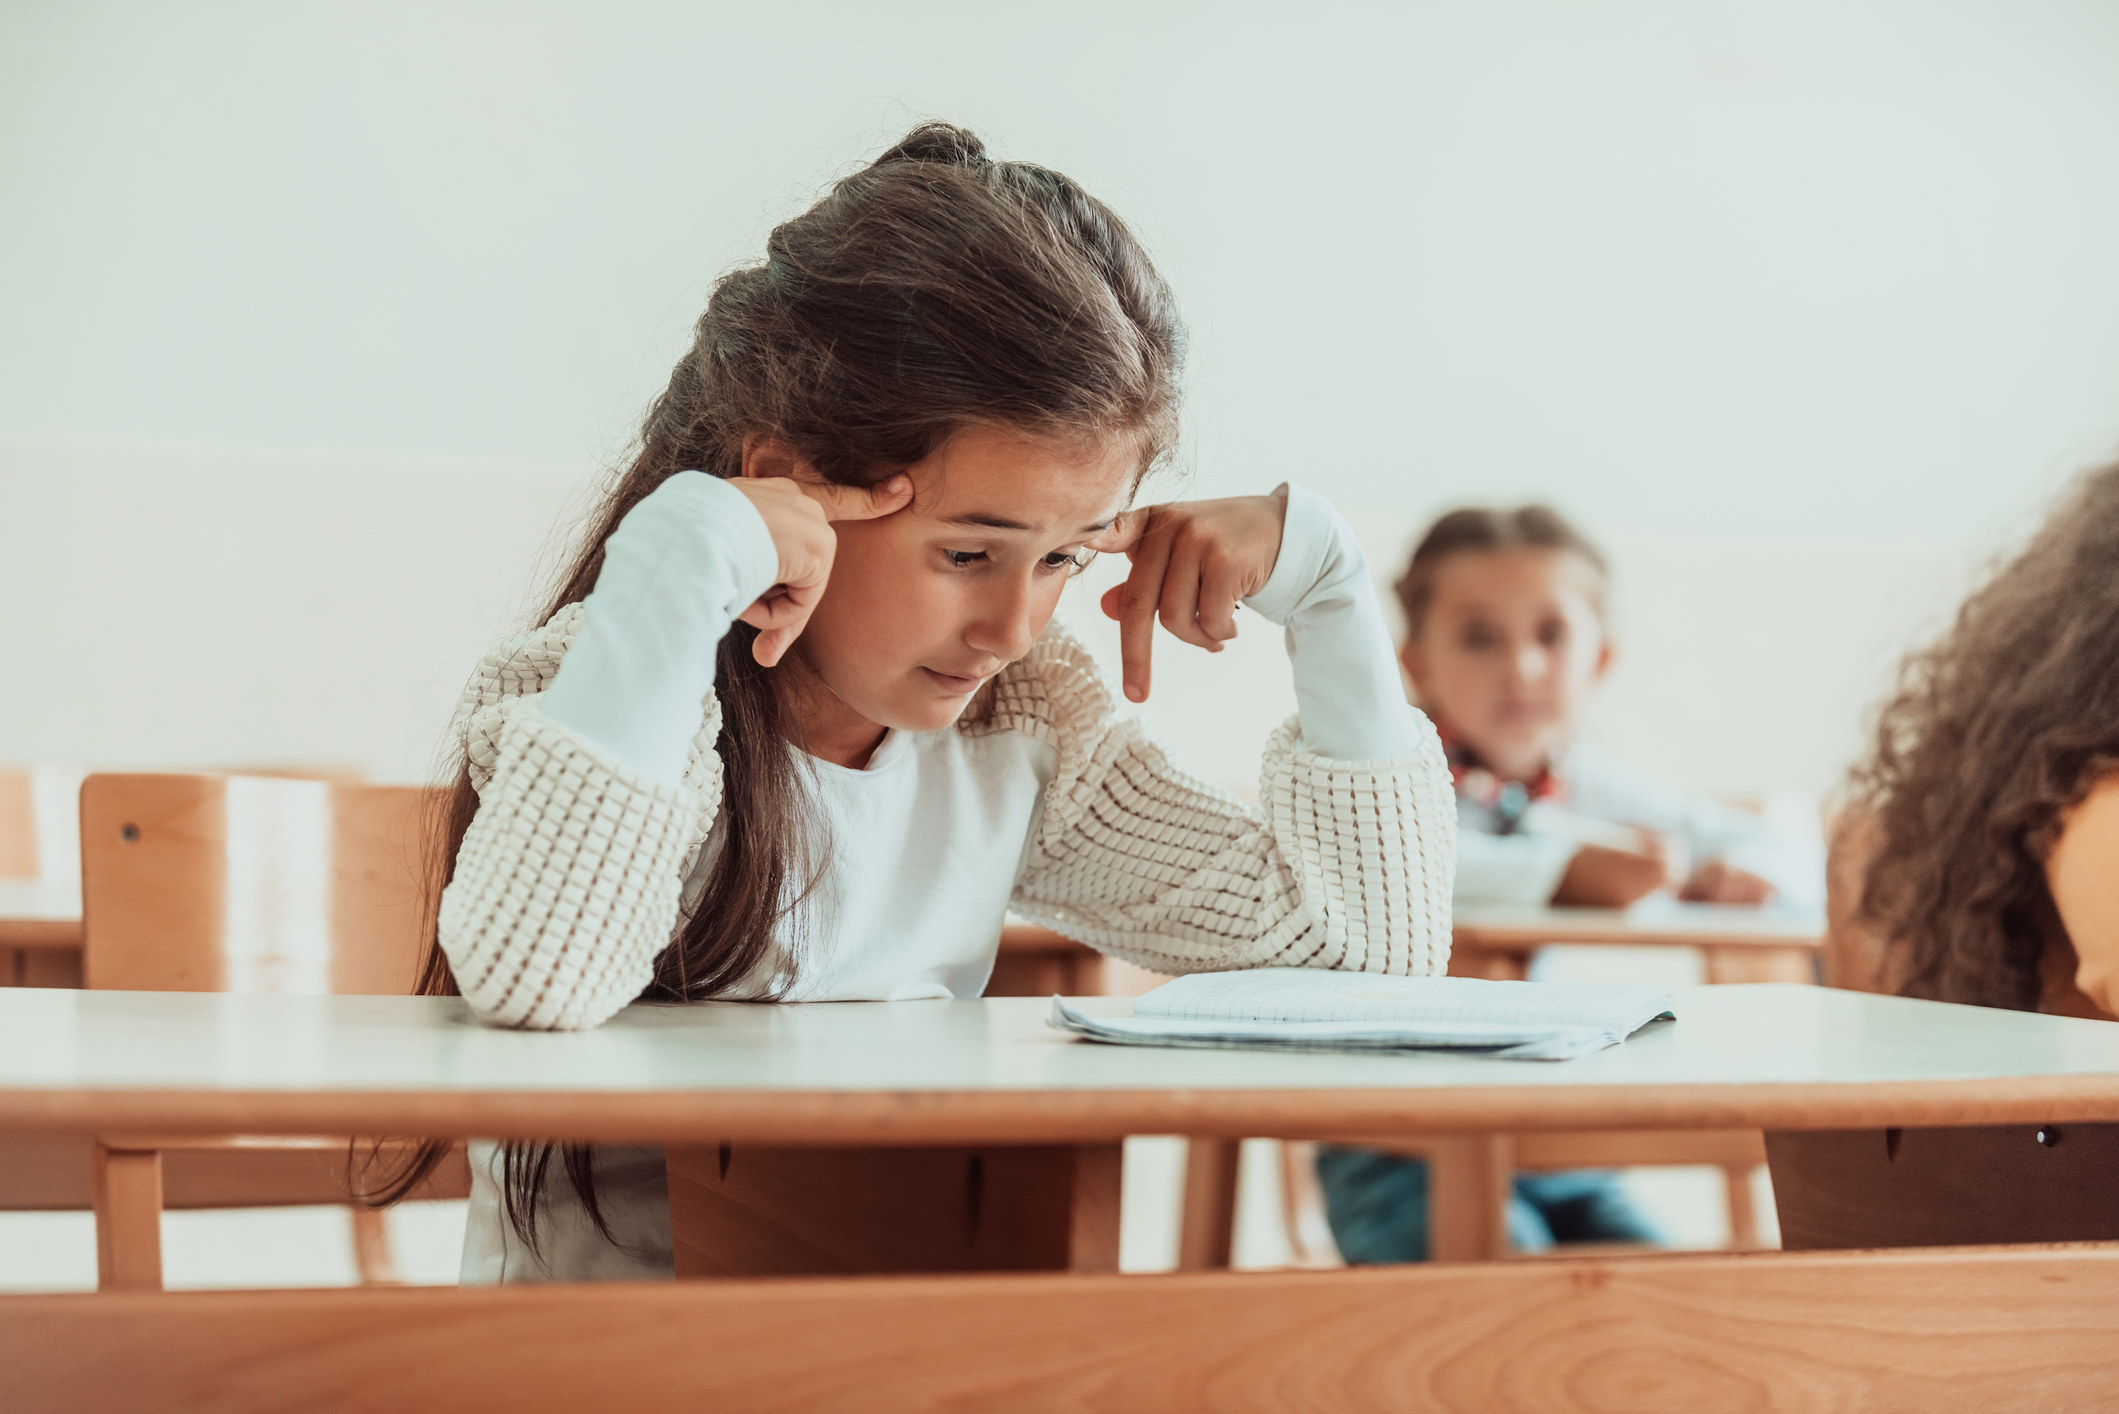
[538,472,779,786]
[1242,483,1427,760]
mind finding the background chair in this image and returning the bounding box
[70,772,470,1290]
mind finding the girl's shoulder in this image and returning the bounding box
[957,618,1117,748]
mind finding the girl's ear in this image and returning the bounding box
[1590,636,1616,686]
[740,433,804,481]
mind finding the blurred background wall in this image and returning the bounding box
[5,0,2118,798]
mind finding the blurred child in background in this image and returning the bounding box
[1399,506,1820,913]
[1318,504,1823,1263]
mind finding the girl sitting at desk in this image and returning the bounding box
[385,124,1456,1282]
[1833,459,2119,1021]
[1317,504,1821,1264]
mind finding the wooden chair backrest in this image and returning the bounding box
[0,768,37,878]
[79,774,444,995]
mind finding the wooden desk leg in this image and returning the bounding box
[1177,1138,1241,1270]
[1704,946,1817,985]
[92,1143,164,1292]
[1723,1164,1762,1249]
[1069,1142,1123,1273]
[1426,1135,1512,1262]
[348,1206,401,1285]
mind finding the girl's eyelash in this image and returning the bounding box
[942,549,1096,574]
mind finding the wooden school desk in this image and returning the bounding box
[7,983,2119,1410]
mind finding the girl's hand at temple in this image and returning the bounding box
[729,470,914,667]
[1092,490,1289,702]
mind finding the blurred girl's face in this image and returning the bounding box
[1400,548,1611,782]
[788,425,1133,758]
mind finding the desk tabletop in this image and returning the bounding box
[3,984,2117,1144]
[1451,900,1824,951]
[0,879,83,949]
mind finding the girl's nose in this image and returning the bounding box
[1511,643,1549,685]
[967,570,1041,662]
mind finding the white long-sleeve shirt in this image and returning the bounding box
[1452,745,1824,912]
[445,473,1454,1282]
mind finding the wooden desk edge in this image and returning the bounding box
[7,1075,2119,1144]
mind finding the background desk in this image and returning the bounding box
[1448,901,1824,984]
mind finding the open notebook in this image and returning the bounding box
[1049,968,1676,1061]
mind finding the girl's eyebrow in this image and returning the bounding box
[944,513,1113,534]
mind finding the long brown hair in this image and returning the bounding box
[1847,460,2119,1010]
[364,122,1183,1251]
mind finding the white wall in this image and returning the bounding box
[6,1,2118,794]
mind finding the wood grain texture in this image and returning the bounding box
[10,1245,2119,1412]
[667,1144,1121,1277]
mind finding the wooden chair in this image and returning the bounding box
[1768,810,2119,1249]
[73,773,471,1291]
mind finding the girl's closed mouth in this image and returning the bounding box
[921,667,985,693]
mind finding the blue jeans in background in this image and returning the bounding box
[1315,1145,1665,1264]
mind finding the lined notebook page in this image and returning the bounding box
[1132,968,1674,1033]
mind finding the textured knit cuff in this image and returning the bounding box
[1258,716,1458,978]
[439,700,701,1030]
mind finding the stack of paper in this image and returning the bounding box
[1048,968,1676,1061]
